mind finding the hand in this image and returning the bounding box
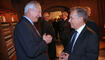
[43,33,52,44]
[59,52,69,60]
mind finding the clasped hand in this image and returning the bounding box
[59,52,69,60]
[43,33,52,44]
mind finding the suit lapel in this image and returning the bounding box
[72,26,87,53]
[22,17,33,28]
[68,30,75,43]
[22,17,41,38]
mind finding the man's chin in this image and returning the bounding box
[35,20,38,22]
[34,19,38,22]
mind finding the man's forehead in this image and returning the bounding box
[35,7,41,11]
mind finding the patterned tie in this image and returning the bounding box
[32,25,41,37]
[68,31,78,53]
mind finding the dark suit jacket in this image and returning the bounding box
[86,20,99,35]
[41,20,55,36]
[64,26,99,60]
[41,19,56,60]
[14,17,48,60]
[58,19,72,48]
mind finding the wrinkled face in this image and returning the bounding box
[68,10,81,29]
[30,6,42,22]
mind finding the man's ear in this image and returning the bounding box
[79,16,85,23]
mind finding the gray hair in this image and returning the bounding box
[71,7,88,22]
[24,1,40,14]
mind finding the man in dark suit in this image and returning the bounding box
[58,11,72,48]
[35,12,56,60]
[14,1,52,60]
[59,7,99,60]
[41,12,56,60]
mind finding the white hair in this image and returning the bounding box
[24,1,40,14]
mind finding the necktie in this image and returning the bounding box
[68,31,78,53]
[32,25,41,37]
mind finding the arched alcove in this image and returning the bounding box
[43,6,70,20]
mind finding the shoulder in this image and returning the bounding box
[84,27,99,45]
[16,17,26,27]
[86,20,97,25]
[15,17,32,30]
[85,26,98,38]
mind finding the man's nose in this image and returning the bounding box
[39,13,42,17]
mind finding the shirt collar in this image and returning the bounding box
[76,24,86,34]
[24,16,34,25]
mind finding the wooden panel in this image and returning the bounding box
[0,22,16,60]
[97,0,105,41]
[0,10,18,60]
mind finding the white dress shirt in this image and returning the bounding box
[24,16,34,25]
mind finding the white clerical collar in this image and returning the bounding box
[24,16,34,25]
[76,24,86,34]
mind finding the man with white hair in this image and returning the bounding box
[14,1,52,60]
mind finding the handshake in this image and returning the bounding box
[43,33,53,44]
[59,52,69,60]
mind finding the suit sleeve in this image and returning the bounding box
[14,23,48,58]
